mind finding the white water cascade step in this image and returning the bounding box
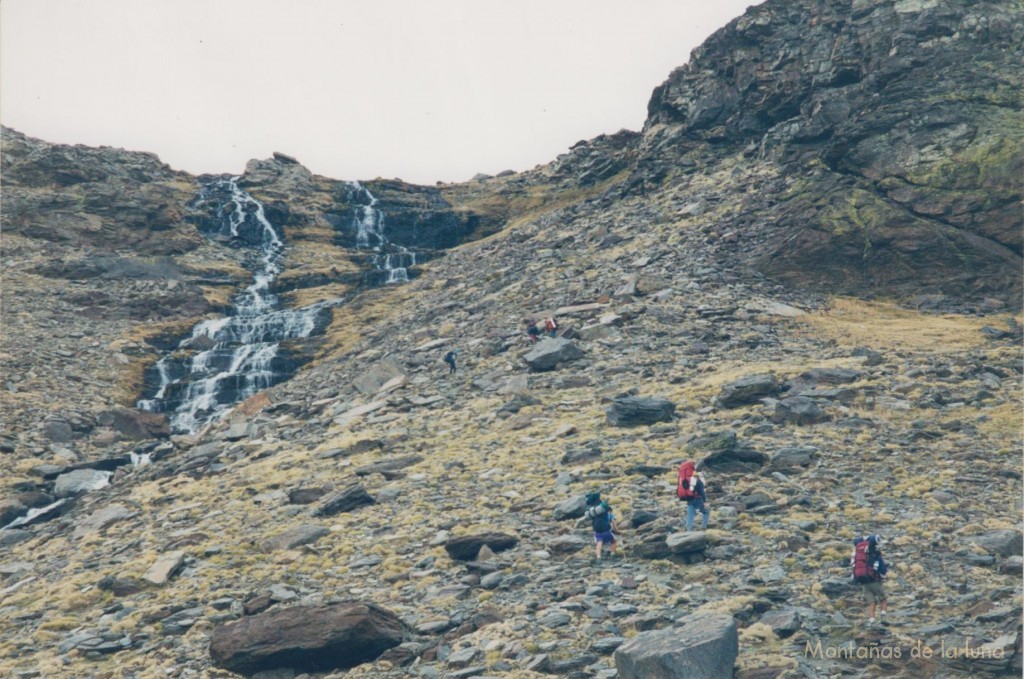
[137,177,336,434]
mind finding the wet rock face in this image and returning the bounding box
[641,0,1023,304]
[329,180,485,251]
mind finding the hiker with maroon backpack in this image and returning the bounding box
[851,534,889,623]
[677,460,709,532]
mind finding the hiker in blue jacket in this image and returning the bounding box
[443,349,458,374]
[584,491,619,559]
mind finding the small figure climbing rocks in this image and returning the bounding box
[443,349,458,374]
[585,491,620,560]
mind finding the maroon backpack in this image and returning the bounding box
[852,540,877,583]
[677,461,697,500]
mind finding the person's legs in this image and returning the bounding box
[700,506,710,530]
[864,583,884,621]
[594,534,603,559]
[686,503,696,531]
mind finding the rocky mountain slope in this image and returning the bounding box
[1,0,1021,678]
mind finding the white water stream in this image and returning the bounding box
[348,181,417,284]
[138,177,334,433]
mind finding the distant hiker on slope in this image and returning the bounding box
[443,348,459,374]
[585,491,619,560]
[524,319,541,343]
[852,534,889,624]
[677,460,710,532]
[543,316,558,338]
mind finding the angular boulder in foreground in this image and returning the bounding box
[209,601,405,675]
[614,613,738,679]
[523,338,584,371]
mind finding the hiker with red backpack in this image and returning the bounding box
[677,460,709,532]
[851,534,889,623]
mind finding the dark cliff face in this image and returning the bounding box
[640,0,1023,303]
[231,155,505,278]
[1,128,202,256]
[329,179,483,251]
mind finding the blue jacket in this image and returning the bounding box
[688,477,707,506]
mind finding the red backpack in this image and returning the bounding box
[677,461,697,500]
[852,540,877,583]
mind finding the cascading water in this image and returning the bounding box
[137,177,334,433]
[347,181,418,284]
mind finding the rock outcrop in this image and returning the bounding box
[639,0,1023,304]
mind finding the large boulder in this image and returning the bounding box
[353,358,405,396]
[758,607,802,639]
[771,396,829,425]
[261,525,330,552]
[606,397,675,427]
[312,484,375,517]
[143,550,185,586]
[666,532,708,555]
[53,469,112,497]
[690,431,768,473]
[0,500,27,527]
[209,601,405,675]
[43,419,74,443]
[443,532,519,561]
[972,530,1023,557]
[792,368,861,386]
[716,374,781,408]
[523,338,584,372]
[614,613,738,679]
[96,406,170,439]
[553,494,589,520]
[768,446,819,471]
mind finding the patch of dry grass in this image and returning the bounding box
[797,297,1018,353]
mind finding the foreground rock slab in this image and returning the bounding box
[209,601,405,675]
[614,613,738,679]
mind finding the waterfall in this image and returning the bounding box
[347,181,417,284]
[137,177,335,434]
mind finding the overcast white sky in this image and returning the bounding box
[1,1,756,184]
